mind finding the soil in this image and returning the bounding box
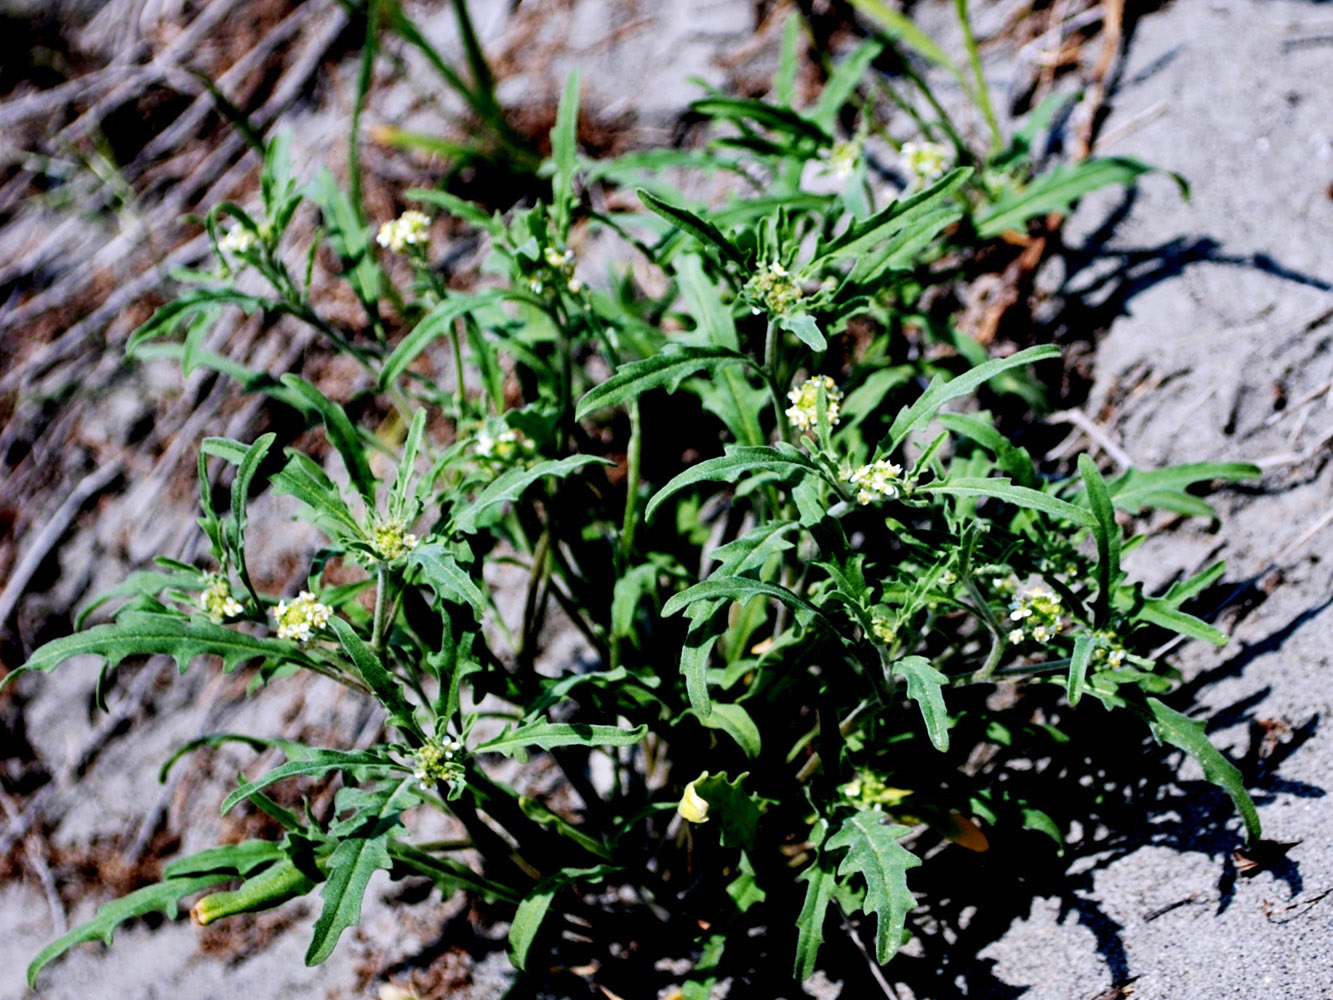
[2,1,1331,998]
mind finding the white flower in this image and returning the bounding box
[413,736,466,787]
[847,459,906,505]
[1008,628,1025,644]
[828,139,861,180]
[218,227,258,255]
[199,575,243,623]
[900,140,949,187]
[785,375,843,432]
[376,210,431,254]
[273,591,332,643]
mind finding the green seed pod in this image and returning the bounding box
[190,858,318,926]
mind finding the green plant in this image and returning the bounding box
[9,9,1257,996]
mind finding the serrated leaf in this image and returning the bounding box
[28,874,232,987]
[795,865,837,981]
[891,655,949,751]
[646,445,823,522]
[1107,462,1260,515]
[163,840,287,878]
[810,167,971,268]
[937,412,1037,486]
[76,567,206,627]
[827,810,920,964]
[921,478,1096,528]
[220,749,394,815]
[663,577,824,630]
[270,450,363,539]
[637,188,746,266]
[887,344,1060,450]
[305,780,412,965]
[450,455,611,534]
[2,611,296,695]
[576,346,753,418]
[1126,596,1228,645]
[977,157,1183,238]
[476,720,647,763]
[406,543,487,615]
[1146,698,1261,843]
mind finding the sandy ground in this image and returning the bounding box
[3,1,1332,998]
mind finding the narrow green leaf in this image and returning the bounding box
[809,40,883,130]
[1162,561,1226,608]
[695,701,762,758]
[1127,597,1228,646]
[892,655,950,751]
[827,810,921,964]
[921,478,1097,528]
[379,291,506,390]
[887,344,1060,449]
[576,346,753,419]
[163,841,286,878]
[451,455,611,534]
[476,720,647,762]
[663,577,824,630]
[976,157,1177,238]
[28,874,232,987]
[1079,454,1122,626]
[220,749,394,815]
[191,857,318,926]
[1146,698,1262,843]
[2,612,296,696]
[795,865,837,981]
[407,187,502,234]
[676,253,737,349]
[551,68,581,235]
[279,375,377,502]
[646,445,822,522]
[229,433,276,557]
[1108,462,1261,514]
[637,188,746,266]
[391,408,427,516]
[811,167,971,267]
[1067,633,1094,706]
[329,618,421,737]
[846,0,957,72]
[271,450,363,539]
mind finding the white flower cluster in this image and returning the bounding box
[746,261,804,315]
[273,591,332,643]
[371,517,420,561]
[785,375,843,432]
[1091,630,1128,669]
[476,427,533,464]
[847,459,907,505]
[376,210,431,255]
[1006,586,1064,645]
[199,575,243,623]
[870,616,897,645]
[901,140,949,187]
[531,244,582,295]
[218,227,259,255]
[413,736,466,788]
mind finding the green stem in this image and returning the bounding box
[954,0,1003,153]
[371,563,389,652]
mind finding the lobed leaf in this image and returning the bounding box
[892,655,950,751]
[28,875,233,987]
[220,749,395,815]
[646,445,823,522]
[827,810,921,964]
[476,720,648,762]
[1146,698,1262,843]
[450,455,612,535]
